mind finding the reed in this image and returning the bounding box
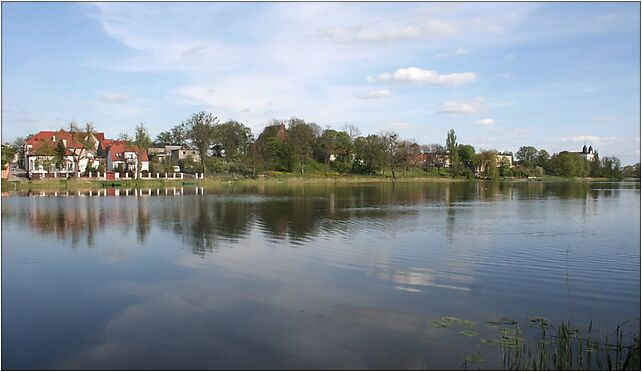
[494,318,640,370]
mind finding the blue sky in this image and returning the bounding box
[2,2,640,163]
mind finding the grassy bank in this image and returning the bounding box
[3,172,634,191]
[2,173,463,191]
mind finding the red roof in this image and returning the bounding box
[107,141,149,161]
[26,130,108,154]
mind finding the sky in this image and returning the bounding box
[2,2,640,164]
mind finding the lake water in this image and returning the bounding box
[2,181,640,370]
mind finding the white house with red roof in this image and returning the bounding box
[106,141,149,174]
[24,130,104,177]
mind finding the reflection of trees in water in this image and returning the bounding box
[2,182,620,255]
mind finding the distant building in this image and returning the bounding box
[575,145,596,162]
[171,148,201,162]
[496,152,514,167]
[412,151,451,168]
[106,141,149,173]
[148,145,182,162]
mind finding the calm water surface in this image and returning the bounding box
[2,182,640,370]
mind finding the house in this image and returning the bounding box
[475,152,514,176]
[412,151,451,168]
[106,141,149,174]
[148,145,182,162]
[24,130,103,178]
[171,148,201,162]
[575,145,596,162]
[496,152,514,167]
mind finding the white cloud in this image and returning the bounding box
[474,118,494,126]
[437,48,468,58]
[511,128,530,134]
[593,115,618,122]
[372,67,475,86]
[598,13,615,21]
[438,98,484,115]
[559,135,617,144]
[499,73,514,80]
[321,19,458,44]
[360,89,391,99]
[101,92,131,104]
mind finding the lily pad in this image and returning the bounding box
[481,338,500,346]
[459,330,480,337]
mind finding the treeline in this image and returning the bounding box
[3,111,640,180]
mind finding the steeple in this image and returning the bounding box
[582,144,587,154]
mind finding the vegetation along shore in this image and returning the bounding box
[2,111,640,185]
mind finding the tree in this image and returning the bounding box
[601,156,622,179]
[54,140,66,171]
[212,120,253,160]
[477,150,499,179]
[287,117,319,175]
[516,146,538,167]
[343,124,361,141]
[457,144,476,171]
[12,136,27,168]
[155,131,173,145]
[352,135,386,174]
[133,123,152,179]
[69,121,97,176]
[318,129,352,173]
[170,125,189,147]
[446,129,459,177]
[184,111,217,177]
[395,139,420,174]
[535,149,550,170]
[380,132,400,179]
[1,144,17,170]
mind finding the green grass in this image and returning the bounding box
[443,315,641,370]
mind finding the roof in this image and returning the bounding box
[26,130,108,154]
[107,141,149,161]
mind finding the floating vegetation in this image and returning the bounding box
[486,318,518,327]
[464,352,485,364]
[529,316,550,328]
[431,316,475,328]
[435,315,640,370]
[459,330,480,337]
[481,338,500,346]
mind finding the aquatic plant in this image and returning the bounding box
[486,318,640,370]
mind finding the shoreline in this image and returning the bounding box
[2,174,636,191]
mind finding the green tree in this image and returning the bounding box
[352,135,386,174]
[457,144,476,171]
[12,136,28,168]
[184,111,217,177]
[155,131,173,145]
[381,132,400,179]
[69,121,97,176]
[477,150,499,179]
[1,143,17,170]
[54,140,67,171]
[133,123,152,179]
[212,120,253,160]
[516,146,538,167]
[601,156,623,179]
[287,117,319,175]
[446,129,459,178]
[535,149,550,171]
